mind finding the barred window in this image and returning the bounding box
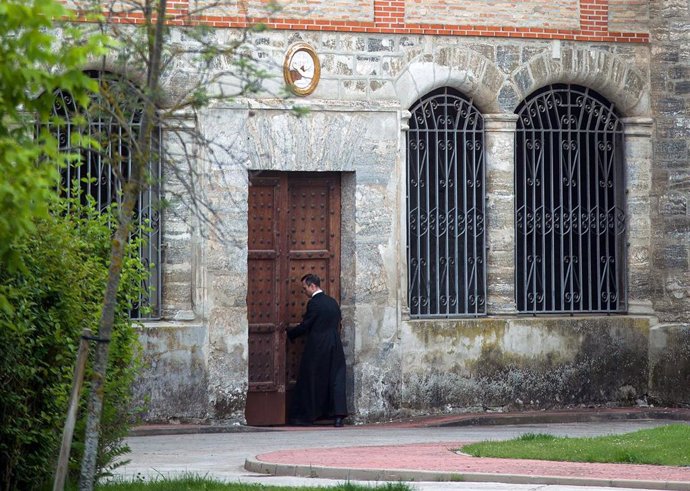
[515,84,626,314]
[407,87,486,318]
[48,71,162,319]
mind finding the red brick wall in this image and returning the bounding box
[66,0,649,43]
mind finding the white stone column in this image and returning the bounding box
[162,109,202,321]
[484,114,518,314]
[622,117,655,314]
[399,109,412,319]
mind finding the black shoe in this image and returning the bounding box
[289,419,313,427]
[334,417,344,427]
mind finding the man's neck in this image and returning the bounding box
[311,289,323,297]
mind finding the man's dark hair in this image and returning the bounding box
[301,273,321,287]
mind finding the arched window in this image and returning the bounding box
[407,87,486,318]
[515,84,626,314]
[49,71,162,319]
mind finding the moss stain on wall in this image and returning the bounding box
[402,318,651,413]
[650,325,690,405]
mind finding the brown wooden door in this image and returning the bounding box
[245,172,341,426]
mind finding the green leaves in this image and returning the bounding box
[0,195,145,490]
[0,0,109,272]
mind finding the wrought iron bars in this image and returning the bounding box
[515,84,626,314]
[407,87,486,317]
[48,73,162,319]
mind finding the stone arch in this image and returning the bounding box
[508,47,650,117]
[82,60,145,86]
[394,45,504,113]
[81,60,177,109]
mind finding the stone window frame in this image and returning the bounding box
[514,83,627,314]
[396,44,654,317]
[48,69,164,320]
[406,86,488,318]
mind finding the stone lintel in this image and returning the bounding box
[622,117,654,137]
[483,113,519,131]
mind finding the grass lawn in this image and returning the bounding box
[89,476,413,491]
[460,423,690,466]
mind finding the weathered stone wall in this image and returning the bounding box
[133,324,209,421]
[649,0,690,322]
[127,24,669,422]
[649,324,690,405]
[400,317,651,414]
[644,0,690,405]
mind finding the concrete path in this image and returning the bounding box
[115,409,690,491]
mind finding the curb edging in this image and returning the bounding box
[245,457,690,490]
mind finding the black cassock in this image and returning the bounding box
[287,291,347,422]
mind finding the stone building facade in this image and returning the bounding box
[647,0,690,405]
[68,0,689,422]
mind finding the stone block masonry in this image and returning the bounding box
[608,0,649,33]
[405,0,581,30]
[190,0,376,22]
[644,0,690,406]
[650,0,690,321]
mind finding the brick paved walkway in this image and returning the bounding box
[256,441,690,483]
[247,412,690,490]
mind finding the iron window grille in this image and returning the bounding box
[46,71,162,319]
[407,87,486,318]
[515,84,626,314]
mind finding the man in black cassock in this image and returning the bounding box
[287,273,347,427]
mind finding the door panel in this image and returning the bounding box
[246,177,285,425]
[286,177,341,391]
[246,172,340,426]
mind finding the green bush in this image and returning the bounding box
[0,196,146,490]
[0,0,108,272]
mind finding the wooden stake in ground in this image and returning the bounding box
[53,329,92,491]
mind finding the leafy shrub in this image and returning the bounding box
[0,0,107,271]
[0,196,146,490]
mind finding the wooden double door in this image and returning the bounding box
[245,172,341,426]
